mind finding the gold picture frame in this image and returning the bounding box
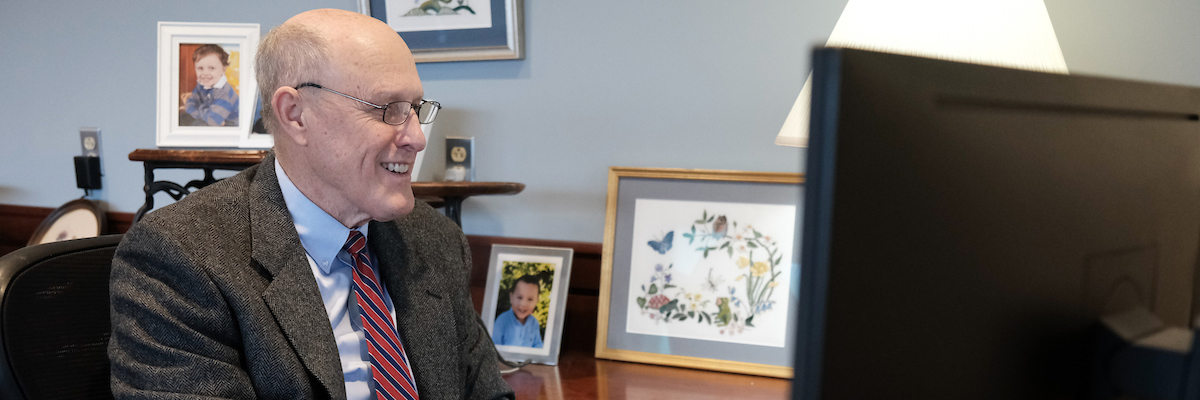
[596,167,804,378]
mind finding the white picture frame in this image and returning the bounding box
[238,93,273,149]
[412,121,433,181]
[157,21,260,148]
[238,131,273,149]
[482,245,573,365]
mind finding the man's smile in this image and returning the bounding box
[381,162,410,174]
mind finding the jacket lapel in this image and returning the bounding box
[371,217,459,399]
[249,154,346,399]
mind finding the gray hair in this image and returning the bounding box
[255,23,330,136]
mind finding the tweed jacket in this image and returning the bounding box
[108,154,513,400]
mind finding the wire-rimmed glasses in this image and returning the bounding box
[295,82,440,125]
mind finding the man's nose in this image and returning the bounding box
[393,117,427,152]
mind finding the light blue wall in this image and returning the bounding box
[3,1,1199,242]
[0,0,357,224]
[1045,0,1200,87]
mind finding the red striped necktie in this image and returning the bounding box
[345,231,419,400]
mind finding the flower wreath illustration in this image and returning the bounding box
[635,210,784,335]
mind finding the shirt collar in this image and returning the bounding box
[275,159,367,274]
[213,75,228,89]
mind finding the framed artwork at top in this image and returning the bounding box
[596,167,804,378]
[361,0,524,63]
[156,22,260,148]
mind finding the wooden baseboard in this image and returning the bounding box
[109,212,135,236]
[465,235,603,295]
[0,203,133,256]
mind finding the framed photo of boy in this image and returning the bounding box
[482,244,573,365]
[596,167,804,378]
[156,22,260,148]
[359,0,523,63]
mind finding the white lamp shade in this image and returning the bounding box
[776,0,1069,147]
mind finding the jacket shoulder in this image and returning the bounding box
[129,163,260,255]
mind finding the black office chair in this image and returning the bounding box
[0,234,122,400]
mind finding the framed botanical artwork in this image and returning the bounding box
[361,0,524,63]
[156,22,260,148]
[28,199,107,246]
[482,245,574,365]
[596,167,804,378]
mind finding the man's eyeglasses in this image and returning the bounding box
[295,83,440,125]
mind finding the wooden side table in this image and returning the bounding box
[128,149,524,226]
[128,149,266,222]
[418,181,525,225]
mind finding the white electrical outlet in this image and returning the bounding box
[80,127,101,157]
[444,137,474,182]
[80,127,103,177]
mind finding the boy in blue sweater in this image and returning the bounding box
[492,275,544,348]
[182,44,239,126]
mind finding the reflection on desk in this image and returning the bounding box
[502,349,789,400]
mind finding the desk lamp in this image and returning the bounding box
[775,0,1069,147]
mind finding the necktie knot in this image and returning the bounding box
[343,229,364,251]
[345,230,368,258]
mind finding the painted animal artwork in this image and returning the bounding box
[404,0,477,16]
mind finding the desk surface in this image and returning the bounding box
[468,287,790,399]
[503,349,790,400]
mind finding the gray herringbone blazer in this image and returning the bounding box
[108,154,513,400]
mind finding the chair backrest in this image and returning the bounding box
[0,234,122,400]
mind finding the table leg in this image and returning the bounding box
[443,196,464,227]
[183,168,219,191]
[133,163,156,222]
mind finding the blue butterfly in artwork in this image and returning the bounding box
[648,231,674,254]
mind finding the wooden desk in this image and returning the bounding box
[502,349,790,399]
[468,286,790,399]
[128,149,524,225]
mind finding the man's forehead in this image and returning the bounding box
[321,45,422,99]
[330,71,423,101]
[294,9,419,82]
[288,9,374,34]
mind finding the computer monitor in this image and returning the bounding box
[793,48,1200,399]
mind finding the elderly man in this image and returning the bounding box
[108,9,513,400]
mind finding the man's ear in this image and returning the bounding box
[272,86,309,146]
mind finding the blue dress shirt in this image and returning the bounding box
[276,161,411,400]
[492,309,544,348]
